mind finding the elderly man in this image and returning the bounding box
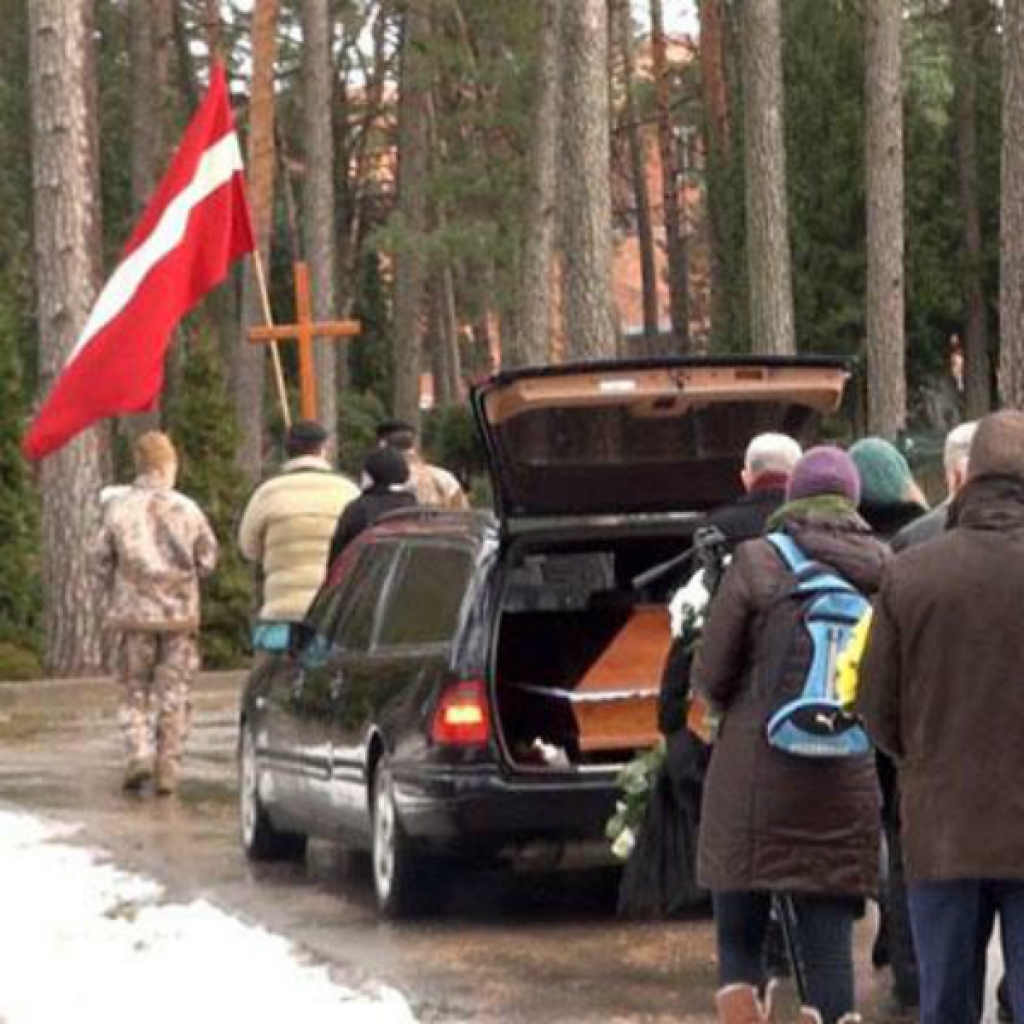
[859,411,1024,1024]
[891,420,977,552]
[96,432,218,795]
[239,420,358,643]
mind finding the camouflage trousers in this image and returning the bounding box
[114,631,199,766]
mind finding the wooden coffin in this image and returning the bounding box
[571,605,671,752]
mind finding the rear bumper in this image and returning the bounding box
[393,764,619,856]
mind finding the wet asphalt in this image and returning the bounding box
[0,673,997,1023]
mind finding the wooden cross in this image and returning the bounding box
[248,260,361,421]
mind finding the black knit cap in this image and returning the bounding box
[375,419,416,441]
[364,447,410,486]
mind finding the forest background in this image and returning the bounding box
[1,0,1016,676]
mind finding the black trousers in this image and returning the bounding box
[713,889,857,1024]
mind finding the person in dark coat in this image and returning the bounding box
[326,448,417,569]
[890,421,976,552]
[849,437,928,541]
[694,447,887,1024]
[848,434,929,1005]
[858,410,1024,1024]
[627,434,802,922]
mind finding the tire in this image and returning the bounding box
[371,757,431,918]
[239,725,307,862]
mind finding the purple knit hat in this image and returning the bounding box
[786,446,862,505]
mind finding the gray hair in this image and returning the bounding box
[744,432,803,479]
[944,421,978,474]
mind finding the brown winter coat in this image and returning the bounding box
[693,506,887,896]
[858,476,1024,882]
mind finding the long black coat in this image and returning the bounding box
[694,508,887,896]
[859,476,1024,882]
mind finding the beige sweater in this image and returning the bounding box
[238,456,359,621]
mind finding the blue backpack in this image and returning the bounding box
[760,533,872,758]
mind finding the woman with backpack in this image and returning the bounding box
[693,447,889,1024]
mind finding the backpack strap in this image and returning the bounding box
[765,532,812,574]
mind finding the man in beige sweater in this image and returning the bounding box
[239,420,358,640]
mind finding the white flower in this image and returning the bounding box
[611,827,635,861]
[669,567,711,638]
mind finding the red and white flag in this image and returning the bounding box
[23,64,255,460]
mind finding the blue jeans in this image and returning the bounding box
[908,879,1024,1024]
[713,890,857,1023]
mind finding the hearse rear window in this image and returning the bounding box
[376,545,474,649]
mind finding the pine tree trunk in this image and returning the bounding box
[128,0,173,436]
[615,0,659,347]
[953,0,992,417]
[1001,0,1024,408]
[29,0,109,675]
[236,0,279,478]
[301,0,343,443]
[514,0,562,369]
[698,0,731,346]
[650,0,689,349]
[865,0,906,435]
[740,0,795,355]
[560,0,618,360]
[392,0,430,425]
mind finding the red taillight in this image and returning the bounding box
[430,679,491,746]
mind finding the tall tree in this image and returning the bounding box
[1001,0,1024,408]
[615,0,659,346]
[128,0,173,436]
[697,0,733,346]
[512,0,562,368]
[952,0,992,417]
[865,0,906,434]
[28,0,109,674]
[236,0,279,477]
[650,0,689,348]
[740,0,795,354]
[301,0,342,443]
[392,0,430,424]
[560,0,618,359]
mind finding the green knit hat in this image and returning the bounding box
[849,437,914,507]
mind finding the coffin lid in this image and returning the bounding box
[470,356,849,523]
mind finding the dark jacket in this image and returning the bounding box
[890,500,950,553]
[858,500,927,543]
[858,476,1024,882]
[693,505,887,896]
[326,488,416,569]
[657,484,786,736]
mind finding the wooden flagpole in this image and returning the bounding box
[251,250,293,428]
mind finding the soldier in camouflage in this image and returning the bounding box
[95,432,218,795]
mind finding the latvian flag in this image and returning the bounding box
[23,64,255,460]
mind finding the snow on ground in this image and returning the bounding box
[0,807,417,1024]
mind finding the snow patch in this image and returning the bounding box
[0,808,417,1024]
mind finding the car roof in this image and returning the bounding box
[366,506,498,546]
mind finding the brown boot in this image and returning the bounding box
[715,983,775,1023]
[154,758,179,796]
[122,758,152,793]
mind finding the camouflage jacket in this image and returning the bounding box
[408,455,468,509]
[95,473,219,632]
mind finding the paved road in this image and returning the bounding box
[0,673,997,1022]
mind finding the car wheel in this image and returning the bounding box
[371,758,428,917]
[239,725,307,862]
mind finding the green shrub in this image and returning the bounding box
[0,642,43,681]
[337,390,388,478]
[166,327,252,669]
[422,403,487,490]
